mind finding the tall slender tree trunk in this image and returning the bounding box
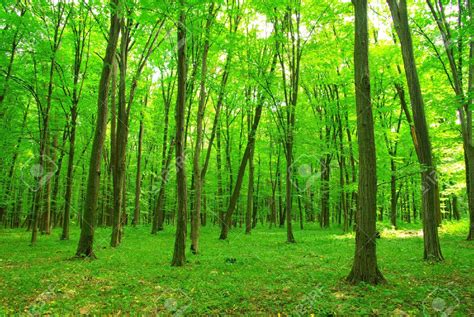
[390,158,397,228]
[347,0,385,285]
[32,60,55,243]
[133,95,146,226]
[61,1,90,238]
[61,107,77,240]
[51,129,68,227]
[219,98,264,240]
[75,0,121,258]
[336,103,349,232]
[467,2,474,239]
[171,1,188,266]
[111,21,130,248]
[387,0,443,261]
[245,119,255,234]
[277,155,284,227]
[152,139,174,234]
[320,154,331,228]
[285,141,296,243]
[191,3,215,254]
[152,87,173,234]
[216,122,224,229]
[252,156,260,229]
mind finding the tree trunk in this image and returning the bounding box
[347,0,385,285]
[245,133,255,235]
[61,107,77,240]
[320,155,331,228]
[452,195,460,220]
[424,0,473,240]
[216,122,224,229]
[285,141,296,243]
[133,96,146,226]
[152,138,174,234]
[171,2,188,266]
[390,158,397,228]
[387,0,443,261]
[75,0,121,258]
[151,80,173,233]
[51,129,68,228]
[191,3,215,254]
[111,22,130,248]
[252,155,260,229]
[219,98,264,240]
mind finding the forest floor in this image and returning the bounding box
[0,220,473,315]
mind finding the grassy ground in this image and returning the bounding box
[0,220,473,315]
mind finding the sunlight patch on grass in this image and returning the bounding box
[382,228,423,239]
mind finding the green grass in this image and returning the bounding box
[0,220,473,315]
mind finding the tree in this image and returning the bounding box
[0,2,27,110]
[133,93,147,226]
[59,1,92,240]
[387,0,444,261]
[28,1,70,242]
[151,64,176,234]
[171,0,188,267]
[110,8,165,247]
[75,0,121,258]
[191,3,217,254]
[218,42,277,241]
[423,0,474,240]
[273,2,303,243]
[346,0,385,285]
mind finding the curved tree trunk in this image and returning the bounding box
[387,0,443,261]
[219,100,264,240]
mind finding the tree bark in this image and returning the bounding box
[75,0,121,258]
[245,111,255,234]
[347,0,385,285]
[171,1,188,266]
[151,71,174,234]
[387,0,443,261]
[219,98,264,240]
[191,3,215,254]
[423,0,473,240]
[133,95,146,226]
[111,20,130,248]
[61,106,77,240]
